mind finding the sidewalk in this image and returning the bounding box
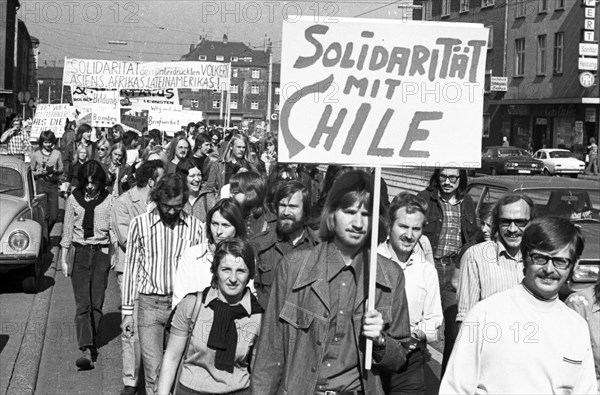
[35,266,123,395]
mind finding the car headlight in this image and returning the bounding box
[572,264,600,283]
[8,230,30,251]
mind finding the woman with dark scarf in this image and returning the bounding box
[59,160,115,371]
[157,238,263,395]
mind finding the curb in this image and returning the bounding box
[6,226,61,395]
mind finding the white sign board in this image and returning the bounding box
[31,104,71,139]
[278,17,488,167]
[148,109,183,135]
[71,86,120,128]
[64,59,231,91]
[579,57,598,71]
[579,71,596,88]
[579,43,599,57]
[121,114,148,133]
[120,88,180,109]
[490,76,508,91]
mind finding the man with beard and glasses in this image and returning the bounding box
[120,174,204,395]
[441,216,597,394]
[377,192,442,394]
[456,193,534,329]
[252,180,318,308]
[252,170,410,395]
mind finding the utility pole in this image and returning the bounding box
[266,40,273,133]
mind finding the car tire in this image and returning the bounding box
[21,241,44,293]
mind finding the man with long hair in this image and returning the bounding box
[252,170,410,395]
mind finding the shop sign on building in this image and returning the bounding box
[579,57,598,71]
[580,43,598,57]
[490,76,508,91]
[579,71,596,88]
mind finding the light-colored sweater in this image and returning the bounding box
[440,284,598,395]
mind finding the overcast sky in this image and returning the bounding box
[20,0,416,65]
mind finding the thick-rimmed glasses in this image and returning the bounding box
[528,252,573,270]
[439,174,460,183]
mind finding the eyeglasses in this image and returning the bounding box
[498,218,529,228]
[159,201,185,211]
[98,148,108,152]
[439,174,460,183]
[528,252,573,270]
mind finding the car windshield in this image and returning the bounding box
[0,166,24,197]
[498,148,530,157]
[549,151,573,159]
[521,188,600,223]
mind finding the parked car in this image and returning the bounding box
[481,146,543,175]
[0,155,47,292]
[467,176,600,297]
[532,148,585,177]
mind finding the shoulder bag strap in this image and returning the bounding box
[172,291,205,395]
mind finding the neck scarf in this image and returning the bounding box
[72,188,109,239]
[206,290,263,373]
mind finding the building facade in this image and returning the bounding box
[1,0,39,128]
[415,0,599,158]
[180,35,280,133]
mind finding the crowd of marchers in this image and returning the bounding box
[1,115,599,395]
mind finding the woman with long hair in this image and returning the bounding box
[30,130,63,231]
[63,123,96,182]
[158,238,263,395]
[175,159,217,223]
[566,274,600,388]
[166,135,191,174]
[229,171,273,237]
[260,134,278,176]
[173,198,247,307]
[103,143,132,196]
[59,160,114,370]
[94,139,111,166]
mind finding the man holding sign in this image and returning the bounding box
[252,170,411,395]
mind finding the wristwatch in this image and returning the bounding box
[374,335,386,349]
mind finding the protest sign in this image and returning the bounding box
[120,88,180,109]
[64,59,231,91]
[121,114,148,133]
[31,104,71,139]
[278,17,488,168]
[148,108,183,135]
[71,86,120,128]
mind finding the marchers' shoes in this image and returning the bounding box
[75,348,94,370]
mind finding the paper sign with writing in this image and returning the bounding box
[278,17,488,167]
[121,113,148,133]
[148,109,183,135]
[64,59,230,91]
[31,104,71,139]
[120,88,180,109]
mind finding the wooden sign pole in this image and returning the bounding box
[365,166,382,370]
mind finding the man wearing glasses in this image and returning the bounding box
[456,193,534,330]
[417,168,479,375]
[121,174,204,394]
[441,216,598,394]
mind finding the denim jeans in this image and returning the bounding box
[117,273,141,388]
[36,178,59,232]
[71,244,110,350]
[137,293,172,395]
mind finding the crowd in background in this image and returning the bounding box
[0,115,599,395]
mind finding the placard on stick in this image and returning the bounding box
[278,16,488,370]
[31,104,71,140]
[278,17,488,168]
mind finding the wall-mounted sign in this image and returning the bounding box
[579,71,596,88]
[490,76,508,91]
[579,58,598,71]
[580,43,598,57]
